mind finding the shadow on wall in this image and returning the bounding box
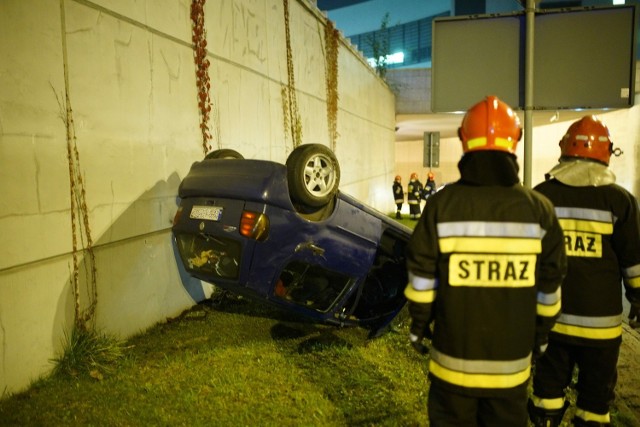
[52,171,210,343]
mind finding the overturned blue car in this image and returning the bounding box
[172,144,412,337]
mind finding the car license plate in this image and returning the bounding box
[190,205,223,221]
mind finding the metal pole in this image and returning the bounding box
[429,133,433,168]
[523,0,535,188]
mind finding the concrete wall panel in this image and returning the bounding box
[65,2,154,144]
[0,0,71,269]
[0,258,74,393]
[90,0,193,43]
[94,232,194,337]
[215,64,273,157]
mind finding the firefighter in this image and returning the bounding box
[407,172,423,220]
[392,175,404,219]
[405,96,567,426]
[529,115,640,427]
[423,171,437,199]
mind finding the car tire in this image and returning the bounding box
[286,144,340,208]
[205,149,244,160]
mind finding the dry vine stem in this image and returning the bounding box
[283,0,302,148]
[324,20,339,152]
[62,96,98,331]
[191,0,212,154]
[281,85,291,149]
[59,0,98,331]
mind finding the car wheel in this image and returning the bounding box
[205,149,244,160]
[286,144,340,208]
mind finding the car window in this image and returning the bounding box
[175,232,241,279]
[274,261,351,312]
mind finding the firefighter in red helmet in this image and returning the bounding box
[407,172,424,220]
[392,175,404,219]
[529,115,640,426]
[405,96,566,426]
[423,171,437,199]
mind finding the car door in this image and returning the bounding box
[245,196,381,318]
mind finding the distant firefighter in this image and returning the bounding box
[392,175,404,219]
[407,173,423,220]
[423,172,437,199]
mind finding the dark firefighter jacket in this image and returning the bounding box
[393,181,404,204]
[408,179,423,205]
[535,164,640,348]
[405,152,567,397]
[424,179,437,198]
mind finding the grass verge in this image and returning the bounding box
[51,327,127,379]
[0,301,429,426]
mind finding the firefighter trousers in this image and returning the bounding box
[427,381,528,426]
[532,340,619,418]
[409,203,421,219]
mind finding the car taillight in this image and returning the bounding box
[240,210,269,241]
[172,206,184,226]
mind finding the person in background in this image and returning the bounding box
[405,95,567,426]
[423,172,437,199]
[392,175,404,219]
[529,115,640,427]
[407,172,423,220]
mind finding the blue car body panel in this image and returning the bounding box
[172,157,412,334]
[179,159,293,210]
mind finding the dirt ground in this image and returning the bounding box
[615,322,640,425]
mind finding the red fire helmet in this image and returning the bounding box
[559,115,613,165]
[458,95,522,155]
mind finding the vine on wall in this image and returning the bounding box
[283,0,302,149]
[58,0,98,332]
[281,85,291,149]
[324,20,339,152]
[56,90,98,332]
[191,0,213,154]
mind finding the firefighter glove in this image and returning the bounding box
[629,302,640,328]
[409,333,429,355]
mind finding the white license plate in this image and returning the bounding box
[190,205,223,221]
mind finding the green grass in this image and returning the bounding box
[0,301,430,426]
[390,213,418,230]
[0,215,637,426]
[51,327,127,378]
